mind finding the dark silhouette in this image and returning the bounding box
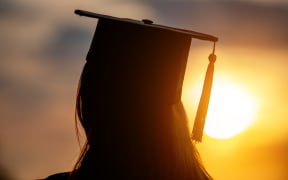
[0,165,14,180]
[44,10,218,180]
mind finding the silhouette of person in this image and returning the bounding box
[43,10,218,180]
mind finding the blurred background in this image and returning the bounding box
[0,0,287,179]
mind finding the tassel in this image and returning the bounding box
[192,42,217,142]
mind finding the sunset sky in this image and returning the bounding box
[0,0,287,179]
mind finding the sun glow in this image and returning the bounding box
[203,79,259,139]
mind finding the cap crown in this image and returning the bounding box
[87,18,191,104]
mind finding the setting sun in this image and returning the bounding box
[204,79,259,139]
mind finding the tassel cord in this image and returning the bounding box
[192,42,216,142]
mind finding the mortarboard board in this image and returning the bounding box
[74,9,218,142]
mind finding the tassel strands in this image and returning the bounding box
[192,42,217,142]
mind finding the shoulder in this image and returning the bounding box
[43,172,70,180]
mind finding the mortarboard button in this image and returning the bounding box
[142,19,153,24]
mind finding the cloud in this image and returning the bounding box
[0,72,54,124]
[0,0,21,18]
[38,24,93,62]
[141,1,288,47]
[0,0,41,21]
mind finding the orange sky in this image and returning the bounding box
[0,0,287,179]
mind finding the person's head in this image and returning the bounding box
[73,62,211,180]
[71,10,214,179]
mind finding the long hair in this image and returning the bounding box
[70,62,212,180]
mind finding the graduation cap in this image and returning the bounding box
[74,9,218,142]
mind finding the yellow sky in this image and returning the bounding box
[182,44,288,180]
